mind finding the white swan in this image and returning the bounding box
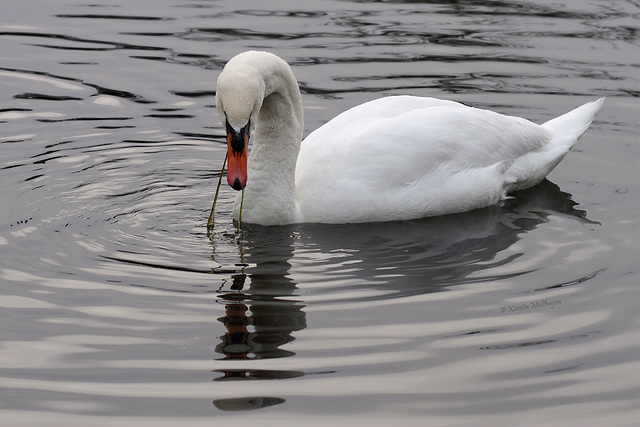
[215,50,604,226]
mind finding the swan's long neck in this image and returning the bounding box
[236,55,304,225]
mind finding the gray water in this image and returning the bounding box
[1,1,639,426]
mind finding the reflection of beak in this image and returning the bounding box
[226,121,249,191]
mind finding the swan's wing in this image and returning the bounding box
[296,98,551,222]
[303,95,464,143]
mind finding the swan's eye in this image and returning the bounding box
[225,117,234,136]
[244,118,251,139]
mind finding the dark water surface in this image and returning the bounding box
[1,1,639,426]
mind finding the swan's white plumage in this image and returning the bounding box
[216,51,604,225]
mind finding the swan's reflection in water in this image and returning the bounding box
[210,180,594,411]
[214,272,307,361]
[212,224,306,410]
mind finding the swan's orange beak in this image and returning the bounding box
[226,129,248,191]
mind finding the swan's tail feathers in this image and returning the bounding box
[504,98,605,193]
[541,97,605,150]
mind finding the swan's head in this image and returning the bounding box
[216,53,266,191]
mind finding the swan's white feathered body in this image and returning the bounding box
[215,51,604,226]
